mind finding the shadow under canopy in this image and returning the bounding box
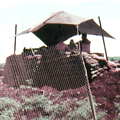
[17,11,114,46]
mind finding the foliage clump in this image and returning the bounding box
[0,84,110,120]
[0,97,21,119]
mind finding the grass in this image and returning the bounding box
[0,84,111,120]
[0,97,21,119]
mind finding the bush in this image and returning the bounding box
[0,85,108,120]
[0,97,21,119]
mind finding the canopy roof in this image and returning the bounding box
[17,11,114,46]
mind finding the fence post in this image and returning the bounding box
[14,24,17,55]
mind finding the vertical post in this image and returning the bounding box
[76,25,81,53]
[98,16,108,61]
[76,25,97,120]
[14,24,17,55]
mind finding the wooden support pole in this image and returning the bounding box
[14,24,17,55]
[76,25,81,53]
[98,16,108,61]
[76,25,97,120]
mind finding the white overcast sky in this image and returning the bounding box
[0,0,120,63]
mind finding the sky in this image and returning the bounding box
[0,0,120,63]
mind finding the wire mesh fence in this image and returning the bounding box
[0,46,97,120]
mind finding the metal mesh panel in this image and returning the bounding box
[0,46,97,120]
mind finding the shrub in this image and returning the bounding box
[0,97,21,119]
[114,102,120,120]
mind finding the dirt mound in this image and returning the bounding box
[90,69,120,119]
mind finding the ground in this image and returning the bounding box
[90,69,120,119]
[0,67,120,119]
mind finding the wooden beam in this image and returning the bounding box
[14,24,17,55]
[98,16,108,61]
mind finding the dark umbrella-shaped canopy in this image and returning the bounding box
[18,11,114,46]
